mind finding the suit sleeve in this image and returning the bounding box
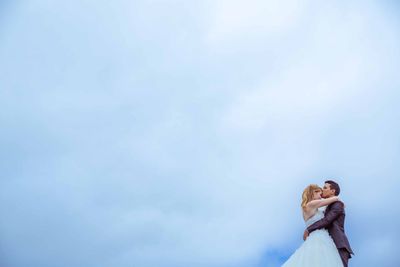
[307,201,344,233]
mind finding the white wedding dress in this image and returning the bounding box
[282,207,343,267]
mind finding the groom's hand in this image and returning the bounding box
[303,230,309,241]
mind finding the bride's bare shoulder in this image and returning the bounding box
[302,207,317,221]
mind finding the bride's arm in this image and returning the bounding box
[306,196,339,210]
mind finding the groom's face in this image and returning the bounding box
[322,183,335,198]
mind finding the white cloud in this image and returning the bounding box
[207,0,305,43]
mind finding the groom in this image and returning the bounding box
[303,180,354,267]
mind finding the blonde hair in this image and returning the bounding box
[301,184,322,210]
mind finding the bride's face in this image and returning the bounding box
[312,190,322,200]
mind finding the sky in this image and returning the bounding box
[1,0,400,266]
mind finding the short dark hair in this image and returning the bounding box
[325,180,340,196]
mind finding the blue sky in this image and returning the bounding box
[1,0,400,266]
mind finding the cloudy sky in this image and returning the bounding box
[1,0,400,266]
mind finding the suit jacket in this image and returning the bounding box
[307,201,354,255]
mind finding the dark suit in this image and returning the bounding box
[307,201,354,267]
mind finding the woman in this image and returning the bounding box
[281,184,344,267]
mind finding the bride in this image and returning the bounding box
[281,184,344,267]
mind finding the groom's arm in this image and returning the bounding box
[307,201,344,233]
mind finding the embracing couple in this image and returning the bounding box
[282,180,354,267]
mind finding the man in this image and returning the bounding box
[303,180,354,267]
